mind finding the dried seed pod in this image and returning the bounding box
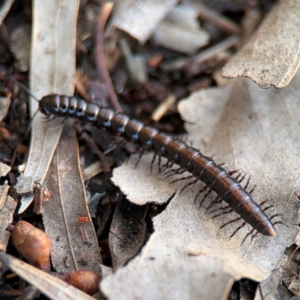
[10,221,51,272]
[59,271,101,295]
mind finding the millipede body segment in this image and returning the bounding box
[39,94,276,237]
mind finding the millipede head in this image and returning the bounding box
[40,94,60,116]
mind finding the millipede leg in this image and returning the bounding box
[150,154,156,174]
[160,160,174,175]
[230,221,246,239]
[259,198,273,207]
[228,169,240,176]
[158,155,162,173]
[163,167,185,179]
[42,115,57,123]
[199,188,212,208]
[208,204,230,216]
[194,185,209,205]
[219,217,241,230]
[169,175,194,185]
[205,196,222,213]
[180,179,198,193]
[249,185,256,194]
[241,228,255,245]
[211,207,233,219]
[243,174,251,190]
[269,214,288,228]
[135,149,145,168]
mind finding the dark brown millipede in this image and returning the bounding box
[38,94,277,238]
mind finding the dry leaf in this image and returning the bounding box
[43,125,102,273]
[153,4,209,55]
[0,97,11,122]
[10,24,31,72]
[0,181,9,209]
[106,0,178,43]
[101,75,300,299]
[254,256,289,300]
[18,0,79,213]
[0,0,14,25]
[0,252,95,300]
[109,202,148,269]
[222,0,300,89]
[0,197,16,253]
[112,154,175,206]
[0,162,11,177]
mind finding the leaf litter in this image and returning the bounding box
[102,75,300,299]
[2,0,300,299]
[223,0,300,89]
[8,0,102,298]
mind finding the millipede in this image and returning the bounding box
[32,93,279,239]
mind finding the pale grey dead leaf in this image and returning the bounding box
[0,162,11,177]
[18,0,79,213]
[254,256,289,300]
[0,97,10,122]
[0,196,17,274]
[43,124,102,273]
[112,154,175,205]
[0,252,95,300]
[102,75,300,299]
[0,0,14,25]
[119,38,149,83]
[153,4,209,55]
[0,180,9,209]
[10,24,31,72]
[222,0,300,89]
[0,196,16,252]
[161,35,238,72]
[183,0,241,35]
[107,0,178,44]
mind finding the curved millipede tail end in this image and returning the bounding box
[266,226,277,237]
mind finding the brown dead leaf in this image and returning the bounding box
[18,1,79,213]
[222,0,300,89]
[101,75,300,299]
[106,0,178,43]
[43,125,102,273]
[0,252,95,300]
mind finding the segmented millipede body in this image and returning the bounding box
[39,94,276,237]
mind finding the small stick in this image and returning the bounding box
[95,2,123,112]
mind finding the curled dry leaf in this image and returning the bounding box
[222,0,300,89]
[102,75,300,299]
[106,0,178,43]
